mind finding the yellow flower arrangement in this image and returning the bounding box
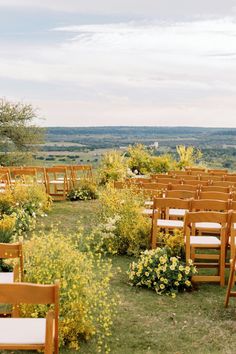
[128,247,197,297]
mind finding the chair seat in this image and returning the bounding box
[0,183,6,187]
[142,209,153,215]
[49,180,65,184]
[0,272,14,283]
[169,208,188,217]
[185,236,221,246]
[0,318,46,344]
[157,219,183,228]
[144,201,153,206]
[195,222,221,230]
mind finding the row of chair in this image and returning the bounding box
[0,164,93,200]
[0,242,59,353]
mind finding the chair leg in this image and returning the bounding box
[220,246,226,287]
[225,258,236,307]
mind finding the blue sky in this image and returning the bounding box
[0,0,236,127]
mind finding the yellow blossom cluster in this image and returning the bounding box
[128,247,197,297]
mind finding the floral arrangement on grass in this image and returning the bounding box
[68,179,98,201]
[128,247,197,297]
[0,182,52,239]
[21,228,117,352]
[97,184,151,255]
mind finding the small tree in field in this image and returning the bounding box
[0,98,44,165]
[176,145,202,170]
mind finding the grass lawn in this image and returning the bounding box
[8,201,236,353]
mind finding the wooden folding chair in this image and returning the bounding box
[199,191,230,201]
[184,211,229,286]
[0,281,59,354]
[151,198,190,248]
[45,167,69,200]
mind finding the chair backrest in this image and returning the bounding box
[185,167,206,172]
[178,175,200,181]
[151,174,169,179]
[166,190,197,199]
[169,184,198,191]
[182,179,208,186]
[191,199,229,212]
[225,176,236,182]
[140,182,170,190]
[156,178,180,184]
[11,168,37,183]
[199,191,230,201]
[212,181,236,188]
[0,242,24,281]
[200,175,223,182]
[0,281,59,330]
[184,211,228,231]
[153,197,190,212]
[201,185,230,193]
[169,170,189,176]
[208,169,228,175]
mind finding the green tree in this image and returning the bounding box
[176,145,203,170]
[127,144,152,175]
[0,98,44,165]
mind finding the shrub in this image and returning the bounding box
[97,184,151,255]
[127,144,152,175]
[68,180,98,201]
[22,228,116,352]
[0,214,16,243]
[0,183,52,238]
[98,151,127,184]
[128,247,197,297]
[151,154,174,173]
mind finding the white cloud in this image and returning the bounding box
[1,18,236,126]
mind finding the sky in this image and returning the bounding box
[0,1,236,127]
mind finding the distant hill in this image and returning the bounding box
[45,126,236,149]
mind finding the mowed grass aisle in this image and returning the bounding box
[34,201,236,353]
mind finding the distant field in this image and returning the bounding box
[32,126,236,170]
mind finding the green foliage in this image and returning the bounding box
[0,183,52,238]
[151,154,174,173]
[98,150,127,184]
[176,145,203,170]
[0,98,44,165]
[68,180,99,201]
[97,184,151,255]
[128,247,197,297]
[127,144,152,175]
[22,228,116,352]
